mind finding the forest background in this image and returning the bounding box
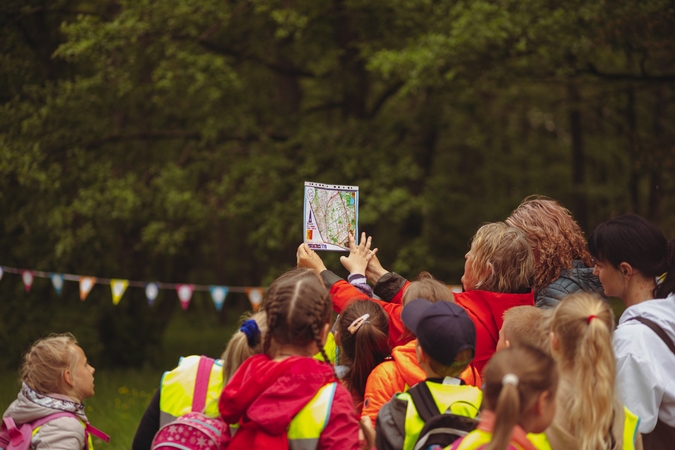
[1,0,675,375]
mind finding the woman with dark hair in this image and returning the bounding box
[589,214,675,450]
[506,196,604,308]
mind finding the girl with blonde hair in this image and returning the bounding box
[451,345,558,450]
[506,196,603,308]
[2,333,108,450]
[546,293,642,450]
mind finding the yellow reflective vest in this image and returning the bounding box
[287,382,337,450]
[159,355,224,426]
[453,406,640,450]
[397,381,482,450]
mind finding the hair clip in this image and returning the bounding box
[240,319,261,347]
[656,273,667,286]
[502,373,519,387]
[348,314,370,334]
[587,315,597,324]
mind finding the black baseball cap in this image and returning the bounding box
[401,298,476,366]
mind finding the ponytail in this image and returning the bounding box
[482,346,558,450]
[551,293,615,450]
[486,378,521,450]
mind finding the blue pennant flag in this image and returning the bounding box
[50,273,64,295]
[209,286,229,311]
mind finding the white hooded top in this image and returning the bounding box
[2,383,89,450]
[614,293,675,434]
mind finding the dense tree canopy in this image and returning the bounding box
[1,0,674,368]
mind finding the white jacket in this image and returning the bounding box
[614,293,675,433]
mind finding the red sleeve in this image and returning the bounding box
[329,280,370,313]
[318,383,360,450]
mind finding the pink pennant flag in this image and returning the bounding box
[246,288,264,312]
[176,284,194,311]
[21,270,34,293]
[79,276,96,301]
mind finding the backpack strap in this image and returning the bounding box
[630,317,675,355]
[85,424,111,444]
[192,356,215,413]
[408,382,441,423]
[3,417,24,446]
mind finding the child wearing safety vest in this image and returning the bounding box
[452,345,558,450]
[1,333,108,450]
[544,293,643,450]
[375,298,482,450]
[219,270,359,450]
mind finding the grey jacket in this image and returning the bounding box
[2,383,89,450]
[536,260,605,308]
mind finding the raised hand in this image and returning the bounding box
[340,232,378,275]
[296,243,328,273]
[365,250,388,285]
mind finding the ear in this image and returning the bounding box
[320,322,330,345]
[63,369,74,388]
[550,331,560,352]
[485,262,493,279]
[334,330,342,347]
[619,262,633,279]
[415,341,427,365]
[535,389,552,415]
[505,339,511,349]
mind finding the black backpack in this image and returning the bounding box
[408,382,479,450]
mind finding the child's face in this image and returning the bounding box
[70,345,95,400]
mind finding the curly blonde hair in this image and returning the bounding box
[21,333,79,395]
[506,196,592,294]
[469,222,533,293]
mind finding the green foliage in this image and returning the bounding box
[1,0,674,367]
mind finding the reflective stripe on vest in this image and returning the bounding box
[398,382,482,450]
[623,406,640,450]
[453,429,547,450]
[159,355,224,426]
[287,382,337,450]
[33,420,95,450]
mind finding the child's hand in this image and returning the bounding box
[297,243,328,273]
[365,251,388,285]
[340,232,378,275]
[359,415,376,450]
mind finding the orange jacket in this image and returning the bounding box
[361,339,481,426]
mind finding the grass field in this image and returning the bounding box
[0,310,240,449]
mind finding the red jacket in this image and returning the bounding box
[454,290,535,374]
[219,354,359,450]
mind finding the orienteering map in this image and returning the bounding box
[304,182,358,251]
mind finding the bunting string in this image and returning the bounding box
[0,265,266,310]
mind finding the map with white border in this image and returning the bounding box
[304,182,358,251]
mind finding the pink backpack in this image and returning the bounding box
[151,357,230,450]
[0,412,110,450]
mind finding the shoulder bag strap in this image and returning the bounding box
[408,382,440,423]
[192,356,215,413]
[631,317,675,355]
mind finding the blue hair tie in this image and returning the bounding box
[240,319,261,347]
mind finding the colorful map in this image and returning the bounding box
[304,182,359,251]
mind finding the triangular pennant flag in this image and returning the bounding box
[176,284,194,311]
[145,283,159,306]
[110,279,129,305]
[51,273,64,295]
[21,270,34,293]
[79,276,96,301]
[209,286,228,311]
[246,288,264,312]
[0,266,3,281]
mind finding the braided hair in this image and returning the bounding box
[263,270,333,369]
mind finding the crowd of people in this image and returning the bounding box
[3,196,675,450]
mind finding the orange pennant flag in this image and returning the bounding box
[246,288,264,312]
[79,276,96,301]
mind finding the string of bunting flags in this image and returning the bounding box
[0,266,264,312]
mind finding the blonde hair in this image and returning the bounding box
[549,293,615,450]
[502,306,552,354]
[506,196,592,294]
[221,312,268,383]
[468,222,533,293]
[482,346,558,450]
[21,333,79,395]
[401,272,454,305]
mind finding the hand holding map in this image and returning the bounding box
[340,232,378,275]
[296,243,328,273]
[304,182,358,251]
